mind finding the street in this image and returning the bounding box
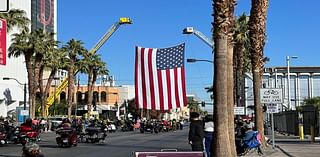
[0,127,191,157]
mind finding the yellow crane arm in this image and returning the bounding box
[44,17,132,116]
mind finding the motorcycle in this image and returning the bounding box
[19,131,39,146]
[140,121,155,133]
[0,131,7,146]
[56,128,77,148]
[84,126,107,143]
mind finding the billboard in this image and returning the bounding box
[0,18,6,65]
[31,0,55,32]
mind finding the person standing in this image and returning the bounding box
[188,112,204,151]
[204,115,213,157]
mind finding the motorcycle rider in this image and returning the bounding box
[20,118,36,133]
[59,118,72,129]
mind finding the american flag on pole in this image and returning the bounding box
[135,43,187,111]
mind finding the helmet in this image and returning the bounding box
[26,118,32,124]
[62,118,71,124]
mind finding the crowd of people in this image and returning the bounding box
[188,112,263,157]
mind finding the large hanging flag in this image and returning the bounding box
[0,19,6,65]
[135,43,187,111]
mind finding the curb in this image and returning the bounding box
[275,145,293,157]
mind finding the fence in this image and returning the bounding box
[273,105,319,136]
[274,111,299,135]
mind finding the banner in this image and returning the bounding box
[0,18,6,65]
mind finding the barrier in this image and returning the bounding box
[133,151,204,157]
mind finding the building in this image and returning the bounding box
[0,0,57,118]
[245,66,320,117]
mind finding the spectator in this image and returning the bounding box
[203,115,213,157]
[188,112,204,151]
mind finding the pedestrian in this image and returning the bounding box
[203,115,213,157]
[188,112,204,151]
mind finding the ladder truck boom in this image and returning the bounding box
[45,17,132,115]
[183,27,214,48]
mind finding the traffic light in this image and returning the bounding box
[201,101,205,107]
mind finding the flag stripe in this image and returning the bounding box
[140,48,147,109]
[147,48,156,110]
[174,68,181,108]
[157,70,164,111]
[134,46,139,108]
[181,67,187,106]
[165,70,172,110]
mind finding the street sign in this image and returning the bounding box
[20,110,29,116]
[260,88,283,104]
[234,107,245,115]
[266,104,278,113]
[0,0,9,12]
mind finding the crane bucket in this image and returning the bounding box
[119,17,132,24]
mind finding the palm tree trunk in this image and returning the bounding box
[87,70,93,113]
[67,65,74,118]
[227,42,236,157]
[249,0,269,146]
[25,54,35,119]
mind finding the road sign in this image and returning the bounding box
[260,88,283,104]
[0,0,9,12]
[234,107,245,115]
[266,104,278,113]
[20,110,29,116]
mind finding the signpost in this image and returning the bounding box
[234,107,245,115]
[260,88,283,149]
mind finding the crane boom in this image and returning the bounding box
[183,27,214,48]
[45,17,132,115]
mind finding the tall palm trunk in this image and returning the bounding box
[87,69,94,113]
[67,60,75,118]
[213,0,234,156]
[227,1,237,156]
[41,70,56,117]
[248,0,269,146]
[234,43,245,107]
[25,53,35,119]
[227,36,236,157]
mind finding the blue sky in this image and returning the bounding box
[57,0,320,106]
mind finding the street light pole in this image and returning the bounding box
[23,83,27,122]
[286,56,298,110]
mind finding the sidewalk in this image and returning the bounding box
[244,132,320,157]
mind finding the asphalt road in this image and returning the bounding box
[0,127,192,157]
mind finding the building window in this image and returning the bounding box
[101,92,106,102]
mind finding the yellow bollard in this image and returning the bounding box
[299,124,304,140]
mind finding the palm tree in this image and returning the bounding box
[79,53,107,113]
[248,0,269,146]
[212,0,235,156]
[63,39,86,118]
[234,13,250,108]
[8,30,38,118]
[26,29,57,117]
[39,46,67,117]
[0,9,29,32]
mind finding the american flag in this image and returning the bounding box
[135,43,187,111]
